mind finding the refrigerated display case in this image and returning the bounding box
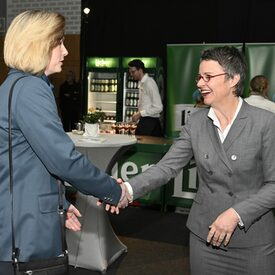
[121,57,164,123]
[86,57,121,123]
[122,73,139,122]
[85,57,163,125]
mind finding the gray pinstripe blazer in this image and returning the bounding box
[129,101,275,248]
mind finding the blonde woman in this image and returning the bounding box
[0,10,124,273]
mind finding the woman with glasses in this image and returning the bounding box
[112,46,275,274]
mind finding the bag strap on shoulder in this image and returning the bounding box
[7,76,67,265]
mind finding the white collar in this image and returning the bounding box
[208,97,243,142]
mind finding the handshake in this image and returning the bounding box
[66,179,133,232]
[97,178,133,214]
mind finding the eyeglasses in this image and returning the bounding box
[195,73,228,83]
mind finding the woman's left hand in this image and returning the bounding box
[65,204,82,231]
[207,207,239,247]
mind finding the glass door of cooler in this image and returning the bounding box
[123,72,139,122]
[87,71,118,123]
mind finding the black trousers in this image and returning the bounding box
[135,117,163,137]
[0,262,14,275]
[0,261,72,274]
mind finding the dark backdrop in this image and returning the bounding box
[80,0,275,124]
[82,0,275,61]
[0,0,6,34]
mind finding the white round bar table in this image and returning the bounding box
[66,132,136,273]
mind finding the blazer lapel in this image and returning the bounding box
[206,102,249,171]
[223,103,248,151]
[207,118,232,170]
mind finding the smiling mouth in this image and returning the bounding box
[201,91,211,96]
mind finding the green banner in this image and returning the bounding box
[121,57,157,69]
[86,57,119,69]
[117,150,164,206]
[244,43,275,100]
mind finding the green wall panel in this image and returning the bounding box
[244,43,275,100]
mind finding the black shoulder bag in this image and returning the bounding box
[8,76,69,275]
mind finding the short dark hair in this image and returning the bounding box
[200,46,247,97]
[128,59,145,72]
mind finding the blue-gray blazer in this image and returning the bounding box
[0,70,121,261]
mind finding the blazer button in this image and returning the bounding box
[204,154,209,159]
[208,171,213,175]
[231,155,237,161]
[228,192,234,196]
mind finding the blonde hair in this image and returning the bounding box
[4,10,65,75]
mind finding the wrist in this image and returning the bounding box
[123,181,133,203]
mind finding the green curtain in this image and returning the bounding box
[244,43,275,100]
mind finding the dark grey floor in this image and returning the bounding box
[68,206,190,275]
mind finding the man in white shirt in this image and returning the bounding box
[244,75,275,113]
[128,59,163,136]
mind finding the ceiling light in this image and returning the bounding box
[83,8,90,15]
